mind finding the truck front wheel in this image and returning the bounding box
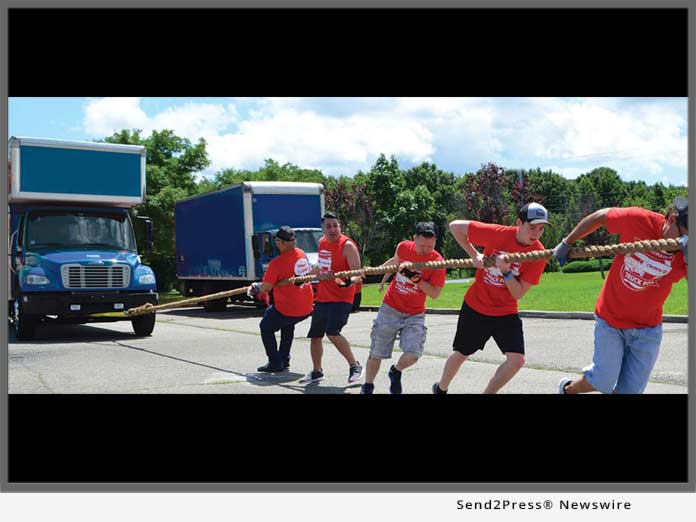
[12,300,38,341]
[131,312,156,336]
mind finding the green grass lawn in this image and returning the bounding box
[360,272,689,315]
[158,289,185,305]
[156,272,688,315]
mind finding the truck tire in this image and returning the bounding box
[131,312,156,336]
[203,298,227,313]
[12,300,38,341]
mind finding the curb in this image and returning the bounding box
[358,306,688,324]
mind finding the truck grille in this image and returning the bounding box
[61,264,130,289]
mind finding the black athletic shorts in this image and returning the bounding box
[307,301,353,338]
[452,301,525,355]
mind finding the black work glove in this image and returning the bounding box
[336,277,353,287]
[399,267,422,284]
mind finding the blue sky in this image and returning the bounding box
[8,97,689,186]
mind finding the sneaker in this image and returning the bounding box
[360,383,375,395]
[432,382,447,395]
[257,363,284,373]
[558,377,573,394]
[348,362,364,383]
[282,359,290,370]
[388,365,402,394]
[299,369,324,383]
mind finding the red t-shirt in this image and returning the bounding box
[383,241,446,315]
[316,234,357,304]
[464,222,547,316]
[263,247,314,317]
[595,207,687,329]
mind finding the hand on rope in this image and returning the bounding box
[247,282,262,299]
[552,238,573,267]
[398,265,422,284]
[495,254,512,275]
[678,235,688,265]
[472,252,487,270]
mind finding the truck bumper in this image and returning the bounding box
[19,291,159,317]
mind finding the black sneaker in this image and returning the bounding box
[299,369,325,383]
[348,362,364,383]
[361,383,375,394]
[282,359,290,370]
[257,363,284,373]
[432,382,447,395]
[388,365,402,394]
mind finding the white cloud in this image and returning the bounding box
[80,97,688,185]
[205,108,434,175]
[83,97,148,136]
[84,97,238,141]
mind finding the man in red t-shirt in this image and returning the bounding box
[247,226,314,373]
[299,212,365,384]
[432,203,549,395]
[553,198,688,394]
[361,222,446,395]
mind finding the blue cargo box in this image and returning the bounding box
[176,184,249,279]
[8,136,146,207]
[176,182,324,281]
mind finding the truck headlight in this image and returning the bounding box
[138,274,156,285]
[26,274,50,285]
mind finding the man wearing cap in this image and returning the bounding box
[248,226,314,373]
[432,203,549,394]
[299,212,365,384]
[361,222,446,394]
[554,198,688,394]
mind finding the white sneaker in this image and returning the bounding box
[348,362,364,383]
[558,378,573,394]
[299,370,324,383]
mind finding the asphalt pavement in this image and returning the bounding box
[7,305,688,394]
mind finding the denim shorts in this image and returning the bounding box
[307,301,353,338]
[369,303,427,359]
[583,315,662,394]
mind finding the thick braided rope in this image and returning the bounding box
[124,238,680,317]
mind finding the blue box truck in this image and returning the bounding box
[8,137,159,340]
[175,181,325,311]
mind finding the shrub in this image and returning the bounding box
[562,257,614,274]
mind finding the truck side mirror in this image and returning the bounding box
[144,219,153,254]
[252,235,259,258]
[137,216,154,255]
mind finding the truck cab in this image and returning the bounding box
[253,227,323,277]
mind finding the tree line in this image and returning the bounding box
[103,129,689,290]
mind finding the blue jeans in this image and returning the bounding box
[584,315,662,394]
[259,306,311,367]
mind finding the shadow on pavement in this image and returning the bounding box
[7,321,146,344]
[159,306,265,320]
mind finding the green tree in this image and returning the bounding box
[211,159,326,189]
[103,129,211,290]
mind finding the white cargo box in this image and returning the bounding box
[8,136,146,207]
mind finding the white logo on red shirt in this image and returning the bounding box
[394,271,423,295]
[293,257,312,288]
[620,251,673,291]
[318,249,332,274]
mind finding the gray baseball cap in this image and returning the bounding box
[518,202,551,225]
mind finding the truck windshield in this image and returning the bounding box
[294,230,323,253]
[25,211,137,252]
